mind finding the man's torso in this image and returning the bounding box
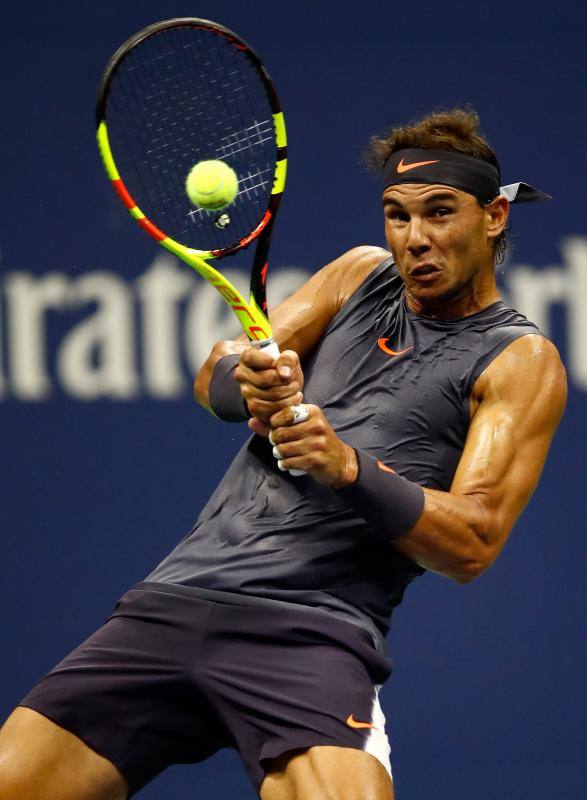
[146,258,540,643]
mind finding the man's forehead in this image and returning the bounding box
[382,183,472,206]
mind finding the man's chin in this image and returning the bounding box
[406,275,478,316]
[407,273,451,300]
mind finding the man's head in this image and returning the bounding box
[365,109,510,316]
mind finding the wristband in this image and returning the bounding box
[208,354,249,422]
[337,449,425,540]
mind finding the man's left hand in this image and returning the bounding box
[268,404,358,488]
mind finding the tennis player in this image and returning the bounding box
[0,109,566,800]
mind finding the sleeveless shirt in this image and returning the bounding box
[146,259,540,644]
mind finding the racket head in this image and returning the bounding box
[96,18,287,316]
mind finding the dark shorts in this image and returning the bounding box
[20,583,393,796]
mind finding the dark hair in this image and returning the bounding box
[365,108,507,264]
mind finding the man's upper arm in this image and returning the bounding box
[450,333,567,562]
[193,245,388,407]
[268,245,389,358]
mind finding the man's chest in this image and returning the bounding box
[303,315,474,474]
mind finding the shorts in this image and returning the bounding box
[20,582,393,796]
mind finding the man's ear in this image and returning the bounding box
[485,195,509,243]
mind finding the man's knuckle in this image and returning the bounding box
[280,382,298,396]
[279,393,296,406]
[259,374,275,389]
[270,413,285,429]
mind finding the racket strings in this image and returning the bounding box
[183,29,264,244]
[105,24,277,252]
[112,41,192,232]
[188,32,276,234]
[213,40,274,211]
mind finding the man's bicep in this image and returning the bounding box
[450,335,567,548]
[268,246,389,358]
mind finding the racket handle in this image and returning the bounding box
[251,337,304,477]
[252,338,280,361]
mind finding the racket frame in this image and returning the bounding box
[95,17,287,346]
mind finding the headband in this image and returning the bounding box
[382,148,551,204]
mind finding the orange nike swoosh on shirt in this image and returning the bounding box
[396,157,439,173]
[377,338,413,357]
[346,714,377,730]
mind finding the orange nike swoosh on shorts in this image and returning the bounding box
[377,338,413,357]
[396,157,439,173]
[346,714,377,730]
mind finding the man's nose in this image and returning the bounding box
[406,219,431,257]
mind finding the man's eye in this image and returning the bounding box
[432,207,452,217]
[388,210,409,222]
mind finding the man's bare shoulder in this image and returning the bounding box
[322,245,392,309]
[473,334,567,431]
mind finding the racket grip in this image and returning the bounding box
[251,337,304,477]
[252,338,280,361]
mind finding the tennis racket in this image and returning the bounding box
[97,17,304,474]
[95,17,286,360]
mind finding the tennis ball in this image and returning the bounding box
[185,160,239,210]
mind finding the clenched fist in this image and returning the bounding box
[268,404,358,488]
[235,347,304,430]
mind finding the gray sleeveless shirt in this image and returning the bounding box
[147,259,540,642]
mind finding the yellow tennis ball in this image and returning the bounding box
[185,160,239,210]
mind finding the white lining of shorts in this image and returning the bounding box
[363,686,393,780]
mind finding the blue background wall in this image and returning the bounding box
[1,2,585,798]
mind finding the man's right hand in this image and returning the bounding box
[235,348,304,437]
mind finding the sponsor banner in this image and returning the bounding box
[0,258,309,401]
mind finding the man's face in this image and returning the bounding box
[382,183,502,312]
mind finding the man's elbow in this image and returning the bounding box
[451,520,499,583]
[434,551,490,584]
[450,561,487,584]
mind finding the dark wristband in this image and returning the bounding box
[337,449,425,541]
[208,354,249,422]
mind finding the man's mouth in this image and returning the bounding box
[410,263,441,279]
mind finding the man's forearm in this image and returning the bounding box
[392,488,496,582]
[335,449,495,583]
